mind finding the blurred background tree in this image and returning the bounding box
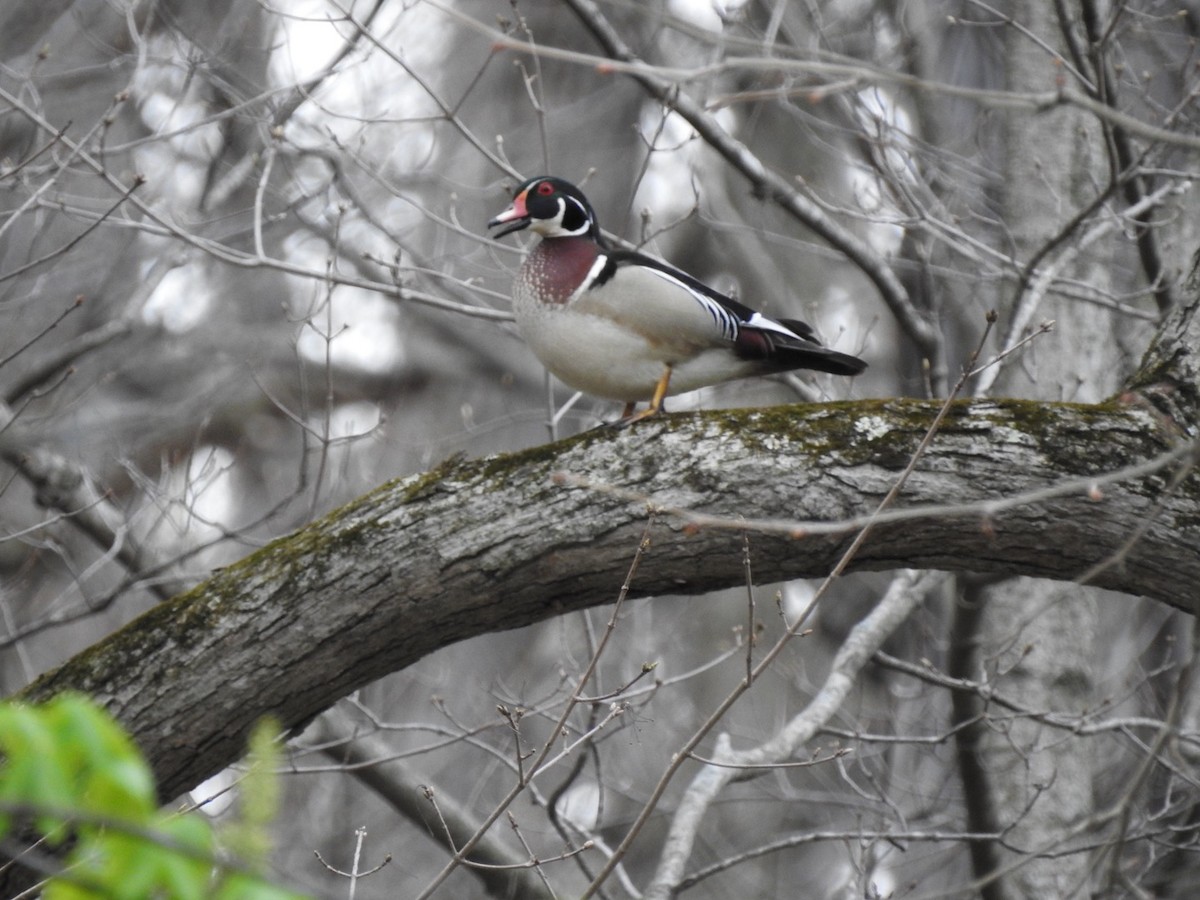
[1,1,1199,897]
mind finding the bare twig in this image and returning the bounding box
[507,812,558,899]
[0,85,511,324]
[639,570,945,899]
[0,176,144,286]
[433,5,1200,152]
[415,517,657,899]
[309,707,554,900]
[313,827,391,900]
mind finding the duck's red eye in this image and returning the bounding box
[536,182,555,196]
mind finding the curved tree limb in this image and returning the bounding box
[17,388,1198,801]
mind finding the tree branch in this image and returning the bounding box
[16,392,1195,802]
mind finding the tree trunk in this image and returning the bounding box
[955,3,1121,896]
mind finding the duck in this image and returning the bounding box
[488,176,866,423]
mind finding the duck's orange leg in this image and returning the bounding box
[618,365,673,425]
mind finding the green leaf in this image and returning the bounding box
[222,716,283,870]
[213,872,311,900]
[151,846,211,900]
[0,703,75,842]
[48,694,156,819]
[1,698,311,898]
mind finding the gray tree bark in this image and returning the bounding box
[17,358,1200,806]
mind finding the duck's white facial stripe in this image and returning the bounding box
[558,196,593,236]
[529,197,593,238]
[567,254,610,303]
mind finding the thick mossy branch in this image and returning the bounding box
[1126,259,1200,432]
[19,396,1197,800]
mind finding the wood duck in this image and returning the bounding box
[488,176,866,423]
